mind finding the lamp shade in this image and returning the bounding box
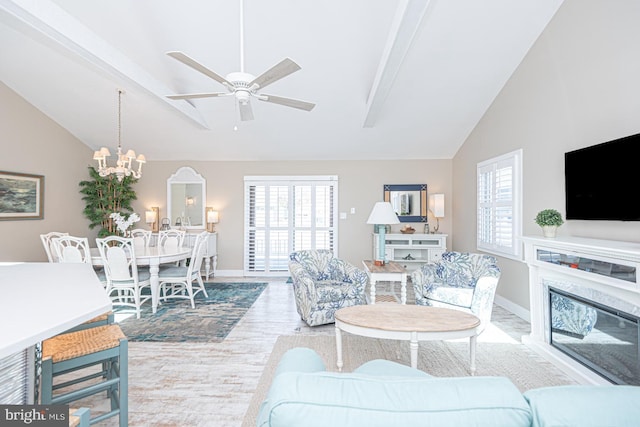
[145,210,156,224]
[429,194,445,218]
[366,202,400,225]
[207,210,219,224]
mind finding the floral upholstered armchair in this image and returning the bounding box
[411,252,501,332]
[289,250,367,327]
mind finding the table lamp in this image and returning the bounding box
[366,202,400,265]
[145,207,159,232]
[206,207,219,232]
[429,194,444,233]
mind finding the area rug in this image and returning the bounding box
[241,333,578,426]
[116,282,267,342]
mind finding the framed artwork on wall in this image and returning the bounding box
[0,171,44,220]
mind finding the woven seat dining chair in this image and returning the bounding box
[96,236,151,319]
[41,324,128,427]
[158,231,209,308]
[68,408,90,427]
[40,231,68,262]
[130,228,152,250]
[411,251,501,333]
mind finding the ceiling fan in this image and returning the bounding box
[166,0,315,121]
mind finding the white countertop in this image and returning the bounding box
[0,262,112,359]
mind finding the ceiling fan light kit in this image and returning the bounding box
[166,0,315,121]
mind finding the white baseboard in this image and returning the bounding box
[494,295,530,322]
[210,269,245,277]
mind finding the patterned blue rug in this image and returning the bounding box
[115,282,268,342]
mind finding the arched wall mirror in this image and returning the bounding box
[167,167,206,229]
[383,184,427,223]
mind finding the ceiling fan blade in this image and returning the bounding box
[238,101,254,121]
[166,92,229,100]
[249,58,301,90]
[259,94,316,111]
[167,51,233,88]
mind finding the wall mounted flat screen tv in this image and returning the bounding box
[565,132,640,221]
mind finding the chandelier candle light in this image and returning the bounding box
[93,89,145,181]
[366,201,400,265]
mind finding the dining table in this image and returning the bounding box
[90,245,191,314]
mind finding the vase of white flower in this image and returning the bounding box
[110,212,140,237]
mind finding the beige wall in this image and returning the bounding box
[0,83,96,262]
[453,0,640,312]
[0,83,453,267]
[132,160,452,271]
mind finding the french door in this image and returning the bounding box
[244,176,338,275]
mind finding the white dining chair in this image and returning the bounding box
[52,235,112,332]
[158,231,209,308]
[96,236,151,319]
[40,231,69,262]
[158,229,186,250]
[130,228,152,250]
[53,235,92,264]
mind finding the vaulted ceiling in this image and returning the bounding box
[0,0,563,161]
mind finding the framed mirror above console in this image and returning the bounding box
[167,166,206,229]
[383,184,427,223]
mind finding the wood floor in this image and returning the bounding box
[85,277,531,426]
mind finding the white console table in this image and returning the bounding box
[373,233,447,271]
[153,230,217,279]
[182,230,217,279]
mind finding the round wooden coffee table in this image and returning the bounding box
[334,304,481,374]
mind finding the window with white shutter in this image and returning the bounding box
[477,150,522,260]
[244,176,338,275]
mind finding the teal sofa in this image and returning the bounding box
[257,348,640,427]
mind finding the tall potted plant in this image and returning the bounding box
[535,209,564,238]
[79,166,138,237]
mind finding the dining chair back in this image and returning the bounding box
[96,236,151,319]
[158,231,209,308]
[53,236,92,264]
[158,229,186,250]
[40,231,69,262]
[130,228,152,250]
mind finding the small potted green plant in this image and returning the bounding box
[535,209,564,238]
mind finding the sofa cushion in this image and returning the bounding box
[258,373,532,427]
[524,385,640,427]
[353,359,432,378]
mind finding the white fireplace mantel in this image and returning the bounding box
[522,235,640,385]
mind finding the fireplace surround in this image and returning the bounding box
[523,236,640,385]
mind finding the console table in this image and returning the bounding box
[152,230,217,278]
[373,233,447,272]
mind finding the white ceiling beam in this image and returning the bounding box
[0,0,209,129]
[363,0,432,128]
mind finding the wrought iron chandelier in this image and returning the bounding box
[93,89,145,181]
